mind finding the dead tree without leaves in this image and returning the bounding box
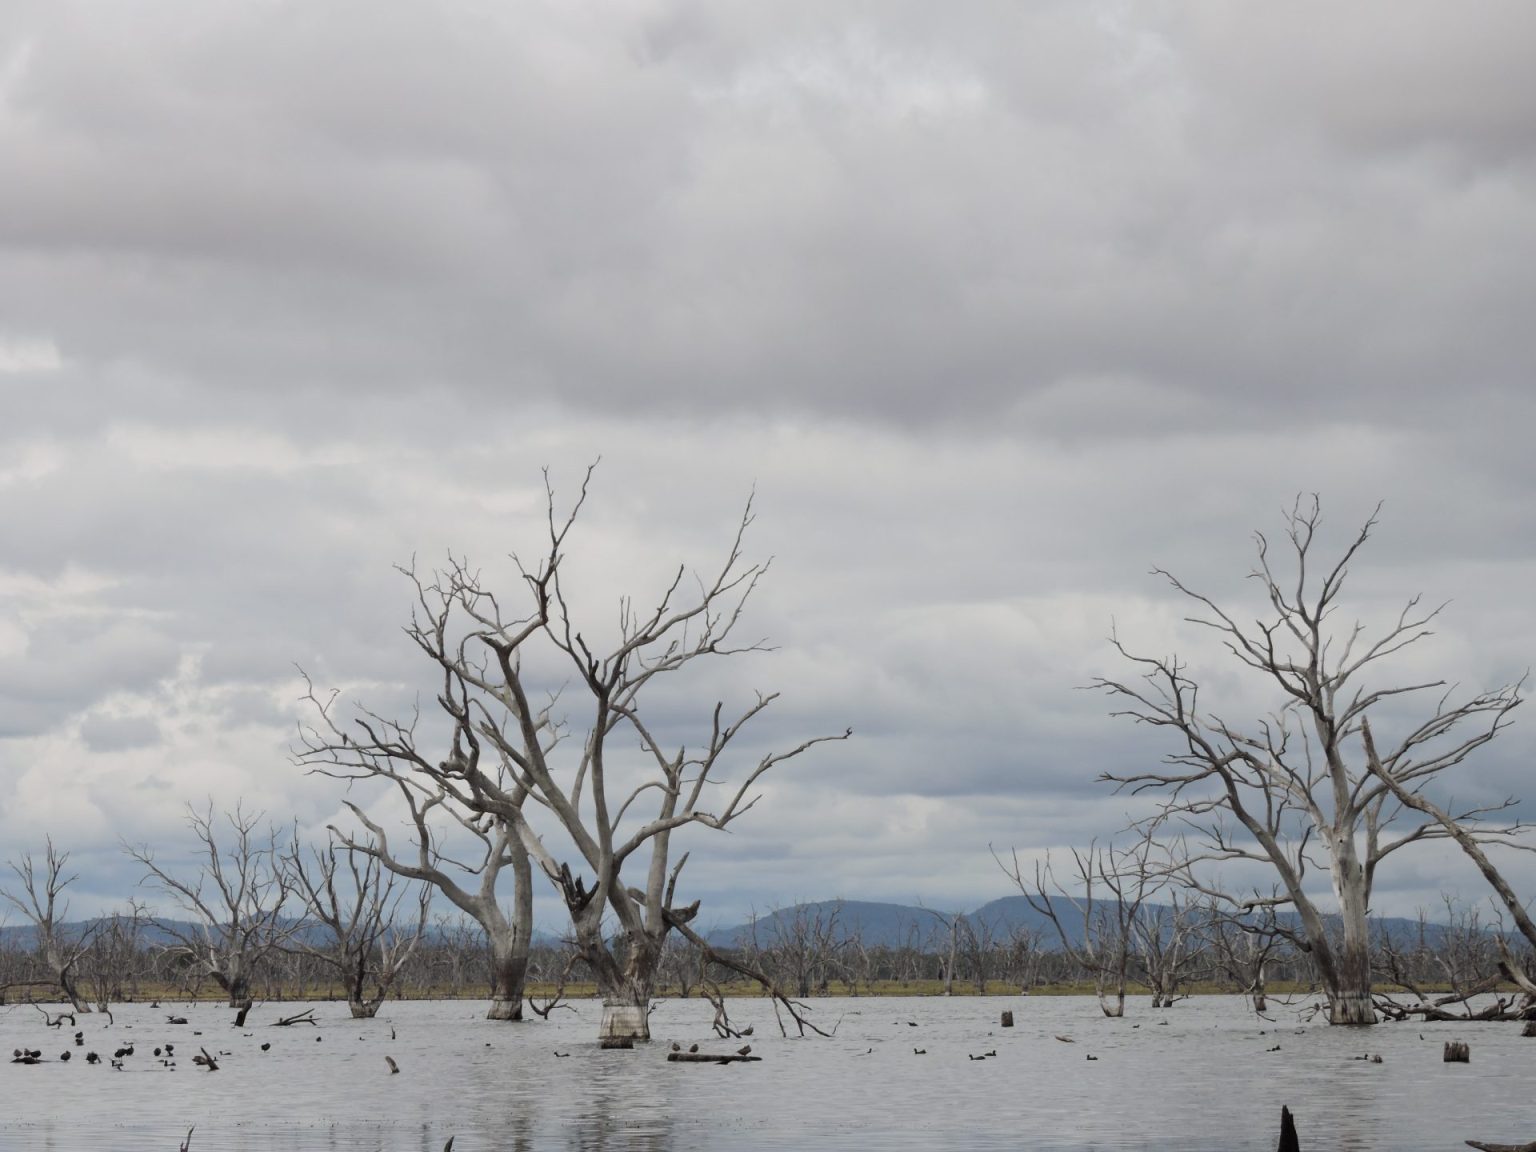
[0,839,96,1013]
[127,802,303,1012]
[1094,498,1521,1025]
[301,466,849,1042]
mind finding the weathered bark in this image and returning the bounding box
[486,939,530,1023]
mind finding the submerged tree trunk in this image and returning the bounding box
[486,942,529,1022]
[1327,846,1377,1026]
[226,972,252,1012]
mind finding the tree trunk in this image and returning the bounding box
[485,939,528,1022]
[592,932,661,1043]
[1328,857,1377,1025]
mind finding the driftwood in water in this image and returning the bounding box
[667,1051,762,1064]
[1466,1141,1536,1152]
[192,1047,219,1071]
[1001,1011,1014,1028]
[1277,1105,1299,1152]
[270,1010,317,1027]
[1445,1040,1471,1063]
[33,1005,76,1029]
[385,1056,399,1074]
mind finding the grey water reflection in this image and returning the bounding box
[2,995,1530,1150]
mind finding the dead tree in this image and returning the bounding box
[80,902,148,1011]
[285,833,431,1018]
[127,802,303,1011]
[755,903,849,998]
[1131,888,1208,1008]
[332,797,531,1021]
[997,839,1153,1017]
[296,647,536,1022]
[0,839,95,1012]
[308,467,849,1042]
[1095,499,1521,1025]
[1200,897,1289,1014]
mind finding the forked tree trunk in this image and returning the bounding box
[1096,973,1126,1018]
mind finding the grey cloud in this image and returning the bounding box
[2,1,1534,923]
[78,713,161,751]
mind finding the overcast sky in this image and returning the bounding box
[3,1,1536,934]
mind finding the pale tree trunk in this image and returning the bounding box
[565,892,663,1043]
[486,933,529,1022]
[485,847,533,1021]
[1252,960,1268,1014]
[225,969,253,1012]
[1327,841,1377,1025]
[1095,968,1127,1018]
[46,944,91,1014]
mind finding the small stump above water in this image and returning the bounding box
[1444,1040,1471,1063]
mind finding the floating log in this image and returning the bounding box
[1445,1040,1471,1063]
[1465,1141,1536,1152]
[667,1051,762,1064]
[1277,1105,1299,1152]
[1001,1011,1014,1028]
[271,1010,317,1027]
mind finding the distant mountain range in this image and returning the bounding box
[703,897,1457,952]
[0,899,1468,954]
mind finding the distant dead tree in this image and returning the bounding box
[127,802,303,1013]
[1131,887,1208,1008]
[1096,499,1522,1025]
[0,838,95,1012]
[1199,896,1290,1014]
[997,836,1157,1017]
[285,832,432,1018]
[754,903,849,998]
[79,902,148,1011]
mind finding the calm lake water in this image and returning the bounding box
[2,994,1530,1150]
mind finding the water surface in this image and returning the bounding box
[3,995,1528,1150]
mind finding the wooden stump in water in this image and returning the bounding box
[1444,1040,1471,1063]
[1522,1020,1536,1038]
[600,1036,634,1050]
[1001,1011,1014,1028]
[1277,1105,1299,1152]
